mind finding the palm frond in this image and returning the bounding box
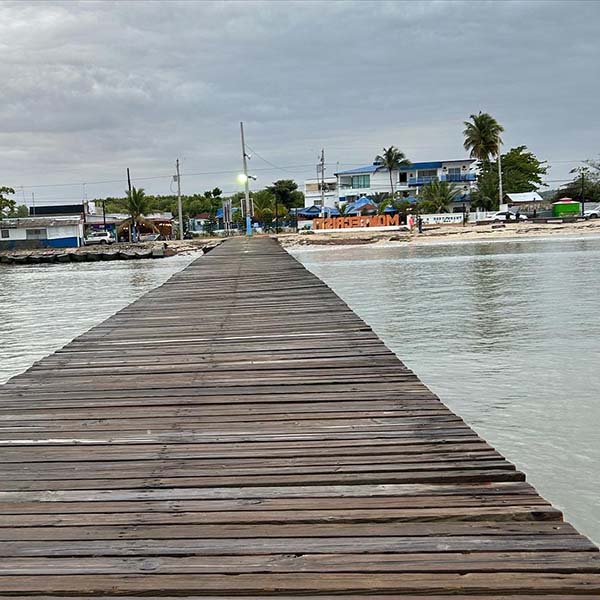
[418,180,460,213]
[463,112,504,161]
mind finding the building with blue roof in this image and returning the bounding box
[304,156,477,213]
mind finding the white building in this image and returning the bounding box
[303,176,338,208]
[336,159,477,210]
[0,216,85,250]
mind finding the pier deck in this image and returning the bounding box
[0,236,598,598]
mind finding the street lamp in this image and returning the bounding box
[237,174,257,184]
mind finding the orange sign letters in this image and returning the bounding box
[312,214,400,230]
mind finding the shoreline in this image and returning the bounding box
[0,239,221,265]
[278,220,600,250]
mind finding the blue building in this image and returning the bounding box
[0,216,84,250]
[336,158,476,212]
[304,157,477,213]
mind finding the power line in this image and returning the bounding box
[15,164,319,191]
[12,157,592,191]
[17,176,581,204]
[244,144,297,176]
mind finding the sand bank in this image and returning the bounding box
[278,219,600,249]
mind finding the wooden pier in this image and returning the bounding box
[0,236,598,598]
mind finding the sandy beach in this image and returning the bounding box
[278,219,600,248]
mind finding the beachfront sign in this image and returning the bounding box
[313,214,401,231]
[421,213,465,225]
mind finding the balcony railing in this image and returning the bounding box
[339,184,371,191]
[408,176,439,185]
[442,173,477,182]
[406,173,476,185]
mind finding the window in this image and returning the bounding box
[26,228,47,240]
[446,167,462,182]
[418,169,438,178]
[351,175,370,189]
[0,229,8,239]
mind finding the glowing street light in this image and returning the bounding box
[237,173,257,184]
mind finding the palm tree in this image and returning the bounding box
[251,190,275,226]
[470,170,498,212]
[419,180,459,213]
[119,187,158,241]
[463,112,505,205]
[375,146,411,201]
[376,199,391,215]
[371,192,390,205]
[335,202,351,216]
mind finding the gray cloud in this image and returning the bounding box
[0,0,598,203]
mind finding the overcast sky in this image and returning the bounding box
[1,0,598,205]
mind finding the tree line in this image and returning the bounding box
[0,180,306,231]
[365,113,550,215]
[2,127,599,222]
[374,114,600,214]
[106,179,305,235]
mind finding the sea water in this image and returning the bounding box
[0,253,198,384]
[290,236,600,545]
[1,239,598,544]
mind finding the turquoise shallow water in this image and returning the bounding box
[290,237,600,545]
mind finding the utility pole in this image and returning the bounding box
[274,190,279,234]
[570,166,589,217]
[497,151,503,208]
[581,170,585,216]
[176,159,184,240]
[319,149,326,214]
[240,122,252,236]
[127,168,133,242]
[31,192,35,216]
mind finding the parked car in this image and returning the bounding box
[84,230,115,245]
[584,206,600,219]
[492,211,529,222]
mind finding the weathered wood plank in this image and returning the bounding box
[0,572,599,595]
[2,551,598,575]
[0,236,596,597]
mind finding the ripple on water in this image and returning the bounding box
[0,254,198,384]
[291,237,600,545]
